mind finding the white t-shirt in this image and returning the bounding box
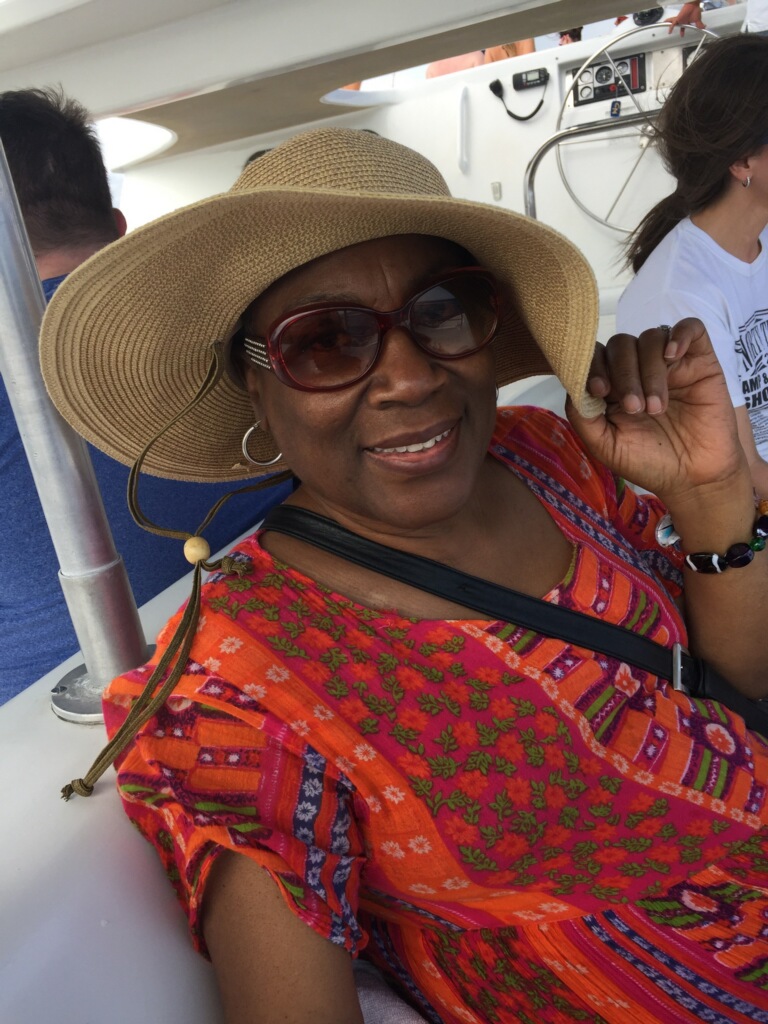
[617,217,768,457]
[746,0,768,32]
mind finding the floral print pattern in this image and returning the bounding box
[105,408,768,1024]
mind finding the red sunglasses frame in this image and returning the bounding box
[242,267,500,392]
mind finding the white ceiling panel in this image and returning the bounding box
[0,0,626,160]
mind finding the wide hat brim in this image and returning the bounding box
[40,186,601,482]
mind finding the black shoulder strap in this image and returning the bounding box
[262,505,673,681]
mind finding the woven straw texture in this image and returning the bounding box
[39,127,600,482]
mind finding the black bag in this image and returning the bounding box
[263,506,768,737]
[633,8,665,27]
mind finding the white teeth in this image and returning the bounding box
[372,428,451,454]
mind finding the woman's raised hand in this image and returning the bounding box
[566,319,749,504]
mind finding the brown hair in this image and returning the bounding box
[0,86,119,255]
[626,35,768,273]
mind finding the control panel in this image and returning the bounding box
[512,68,550,91]
[571,53,647,107]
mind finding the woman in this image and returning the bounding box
[617,34,768,496]
[41,128,768,1024]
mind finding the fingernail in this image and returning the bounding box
[588,376,609,396]
[646,395,662,415]
[665,341,678,360]
[623,394,643,414]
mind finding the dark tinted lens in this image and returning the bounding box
[279,309,379,387]
[410,276,497,357]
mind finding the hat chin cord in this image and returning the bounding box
[61,342,292,800]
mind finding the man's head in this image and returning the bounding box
[0,86,125,274]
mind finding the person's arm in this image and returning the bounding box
[203,851,365,1024]
[569,318,768,699]
[104,645,370,1024]
[484,40,535,62]
[733,404,768,499]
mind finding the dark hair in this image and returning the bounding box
[243,148,271,169]
[0,86,119,254]
[559,28,582,41]
[627,35,768,272]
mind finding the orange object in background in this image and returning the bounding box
[484,39,535,62]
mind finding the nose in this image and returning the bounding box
[367,324,446,403]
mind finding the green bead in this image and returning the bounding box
[749,536,766,552]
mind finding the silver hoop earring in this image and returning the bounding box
[241,422,283,467]
[743,176,752,189]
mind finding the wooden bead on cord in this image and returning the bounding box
[183,536,211,564]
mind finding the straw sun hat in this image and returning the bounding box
[40,126,600,483]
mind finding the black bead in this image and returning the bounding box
[725,542,755,569]
[685,552,728,574]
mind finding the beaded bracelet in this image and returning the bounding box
[683,514,768,574]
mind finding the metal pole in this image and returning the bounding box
[0,141,149,722]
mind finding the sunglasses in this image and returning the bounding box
[242,267,499,392]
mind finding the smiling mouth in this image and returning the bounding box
[370,427,453,454]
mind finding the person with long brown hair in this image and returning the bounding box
[617,34,768,495]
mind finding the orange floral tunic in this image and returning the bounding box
[104,408,768,1024]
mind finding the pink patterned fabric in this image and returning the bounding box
[104,408,768,1024]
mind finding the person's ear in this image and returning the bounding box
[113,208,127,237]
[728,156,752,188]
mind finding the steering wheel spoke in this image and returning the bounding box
[554,24,714,233]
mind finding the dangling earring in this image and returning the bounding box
[743,176,752,189]
[241,422,282,467]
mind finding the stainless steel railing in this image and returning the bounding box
[523,109,657,221]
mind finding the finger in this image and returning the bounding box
[587,343,610,398]
[603,333,645,413]
[636,326,672,414]
[663,317,706,363]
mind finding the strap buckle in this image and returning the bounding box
[672,642,689,693]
